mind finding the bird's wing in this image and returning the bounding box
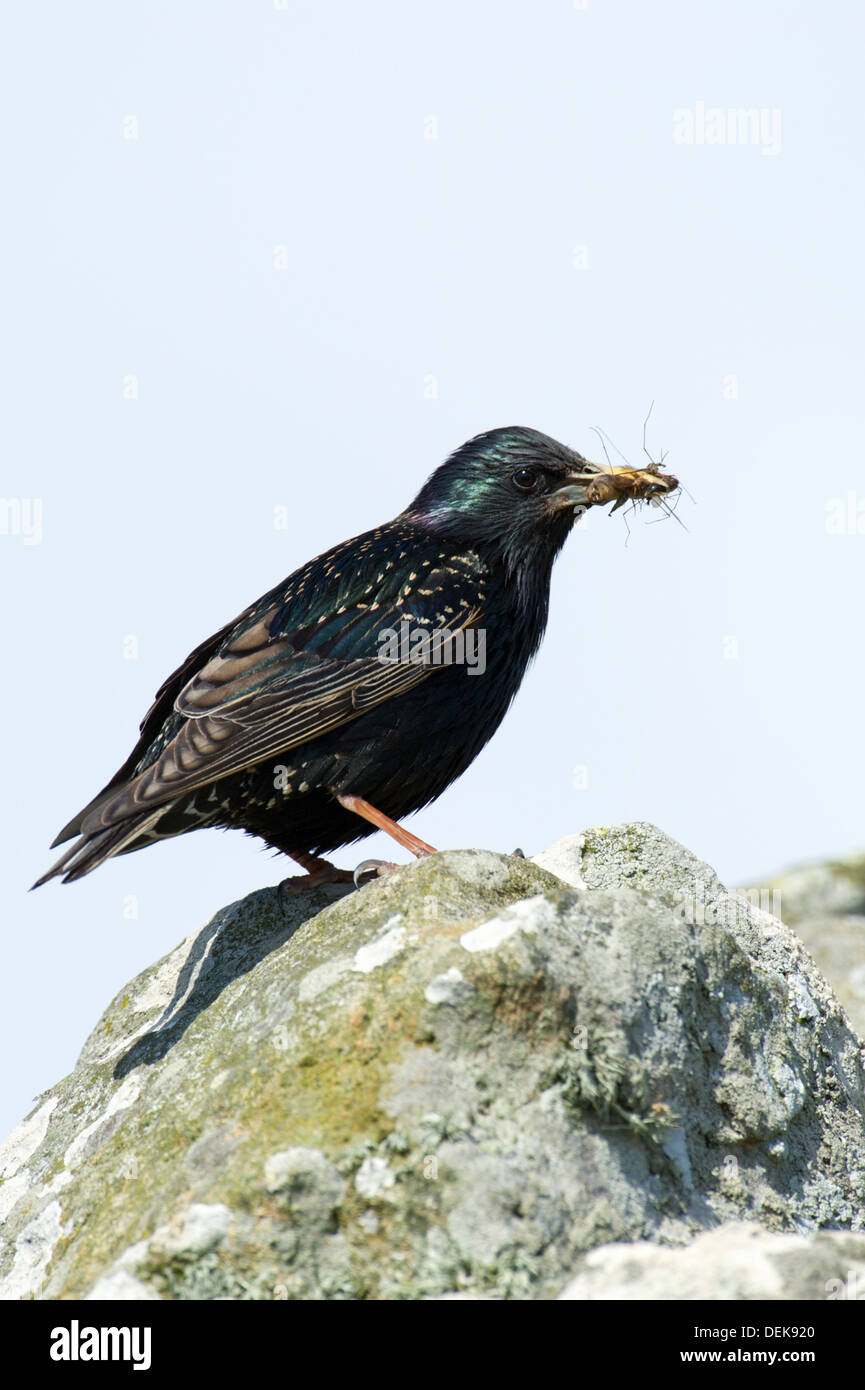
[77,552,486,835]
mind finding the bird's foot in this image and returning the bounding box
[277,854,355,910]
[352,858,401,888]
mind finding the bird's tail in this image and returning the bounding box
[31,808,170,888]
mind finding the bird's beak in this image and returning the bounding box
[550,459,604,510]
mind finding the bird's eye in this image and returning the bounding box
[512,466,540,493]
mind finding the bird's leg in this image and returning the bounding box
[289,850,356,883]
[346,790,439,885]
[277,850,355,905]
[279,798,437,907]
[336,794,437,858]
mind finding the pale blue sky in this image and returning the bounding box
[2,0,863,1138]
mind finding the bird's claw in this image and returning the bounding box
[353,858,400,888]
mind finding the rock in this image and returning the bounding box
[741,853,865,1041]
[558,1221,865,1300]
[1,824,864,1301]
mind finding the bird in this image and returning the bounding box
[33,426,678,892]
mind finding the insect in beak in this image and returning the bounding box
[585,460,680,512]
[559,459,680,513]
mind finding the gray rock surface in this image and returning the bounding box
[742,853,865,1041]
[558,1222,865,1300]
[2,823,864,1301]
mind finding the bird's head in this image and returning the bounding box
[405,426,677,563]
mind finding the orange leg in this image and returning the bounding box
[290,850,355,881]
[336,794,437,858]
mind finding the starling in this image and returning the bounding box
[34,427,678,890]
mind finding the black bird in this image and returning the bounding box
[34,427,678,890]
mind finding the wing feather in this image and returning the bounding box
[79,556,485,834]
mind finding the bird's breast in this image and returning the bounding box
[321,601,541,813]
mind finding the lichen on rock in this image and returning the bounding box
[1,824,864,1301]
